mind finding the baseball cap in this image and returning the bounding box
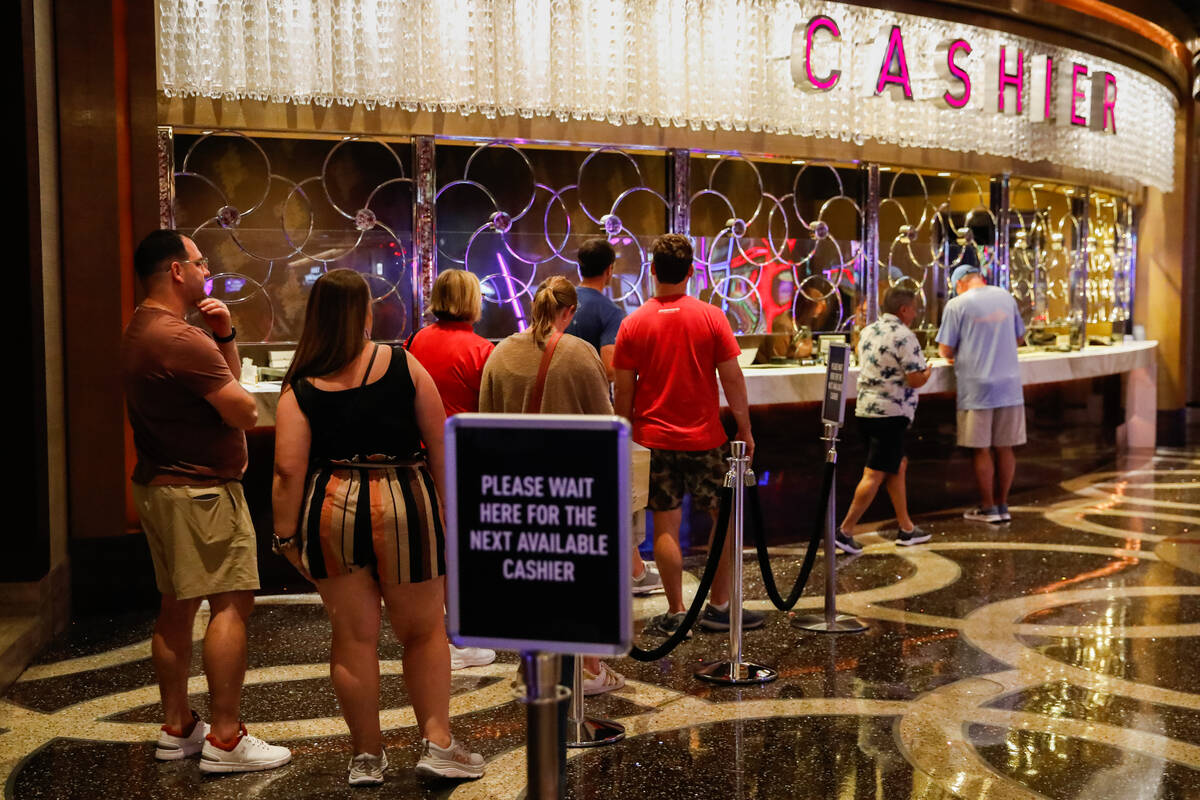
[949,263,981,294]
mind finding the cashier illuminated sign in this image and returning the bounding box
[792,16,1117,134]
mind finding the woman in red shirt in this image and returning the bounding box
[406,269,497,672]
[407,269,495,417]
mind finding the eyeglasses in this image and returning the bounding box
[178,257,210,269]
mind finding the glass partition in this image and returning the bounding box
[1086,191,1134,339]
[171,132,416,343]
[162,129,1137,354]
[687,155,862,344]
[877,169,995,350]
[435,142,667,340]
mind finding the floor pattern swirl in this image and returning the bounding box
[3,451,1198,799]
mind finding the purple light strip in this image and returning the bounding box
[496,253,527,331]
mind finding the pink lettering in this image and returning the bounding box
[1089,72,1116,134]
[942,40,972,108]
[997,46,1024,114]
[1041,56,1053,120]
[875,26,913,100]
[805,16,841,91]
[1070,63,1088,126]
[1104,73,1117,132]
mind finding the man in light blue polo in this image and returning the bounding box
[936,262,1026,523]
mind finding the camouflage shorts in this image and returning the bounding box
[646,445,730,513]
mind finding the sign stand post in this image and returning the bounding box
[445,414,634,799]
[695,440,778,685]
[565,655,625,747]
[794,343,868,634]
[518,651,567,800]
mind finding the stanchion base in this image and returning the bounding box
[694,660,778,685]
[566,716,625,748]
[791,614,869,633]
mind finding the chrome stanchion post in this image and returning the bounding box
[565,655,624,748]
[794,424,867,634]
[695,441,778,685]
[520,651,567,800]
[730,443,744,667]
[823,425,838,628]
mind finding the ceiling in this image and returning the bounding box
[1107,0,1200,45]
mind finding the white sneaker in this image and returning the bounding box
[582,662,625,696]
[199,725,292,774]
[155,711,208,760]
[450,643,496,670]
[415,737,485,780]
[631,565,663,595]
[963,506,1003,523]
[348,750,388,786]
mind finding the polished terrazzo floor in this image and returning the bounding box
[4,449,1199,799]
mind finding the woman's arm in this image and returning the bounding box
[409,351,449,504]
[478,350,498,413]
[579,344,614,414]
[272,388,312,577]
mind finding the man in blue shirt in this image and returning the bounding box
[937,263,1026,523]
[566,238,626,382]
[567,237,662,597]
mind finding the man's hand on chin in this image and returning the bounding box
[196,297,233,338]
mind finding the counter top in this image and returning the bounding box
[728,340,1158,407]
[245,340,1158,425]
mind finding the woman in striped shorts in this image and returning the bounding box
[271,269,485,786]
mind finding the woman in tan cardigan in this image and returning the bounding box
[478,276,624,695]
[479,276,612,415]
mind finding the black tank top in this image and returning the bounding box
[293,346,423,464]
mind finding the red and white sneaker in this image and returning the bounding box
[155,710,208,760]
[199,724,292,774]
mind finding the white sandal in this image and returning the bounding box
[581,661,626,696]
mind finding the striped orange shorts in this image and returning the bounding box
[298,464,445,583]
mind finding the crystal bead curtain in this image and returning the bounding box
[159,0,1177,193]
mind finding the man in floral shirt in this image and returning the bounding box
[834,288,933,553]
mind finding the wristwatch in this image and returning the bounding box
[272,533,298,555]
[214,327,237,343]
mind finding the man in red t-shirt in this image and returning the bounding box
[613,234,763,638]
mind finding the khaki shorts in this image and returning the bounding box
[132,482,260,600]
[956,405,1027,448]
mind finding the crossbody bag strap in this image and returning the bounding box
[529,331,564,414]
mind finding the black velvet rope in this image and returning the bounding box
[628,486,732,662]
[749,460,835,611]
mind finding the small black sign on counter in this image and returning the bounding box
[445,414,632,656]
[821,342,851,426]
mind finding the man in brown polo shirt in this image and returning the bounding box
[122,229,290,774]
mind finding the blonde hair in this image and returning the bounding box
[431,269,482,322]
[530,276,577,346]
